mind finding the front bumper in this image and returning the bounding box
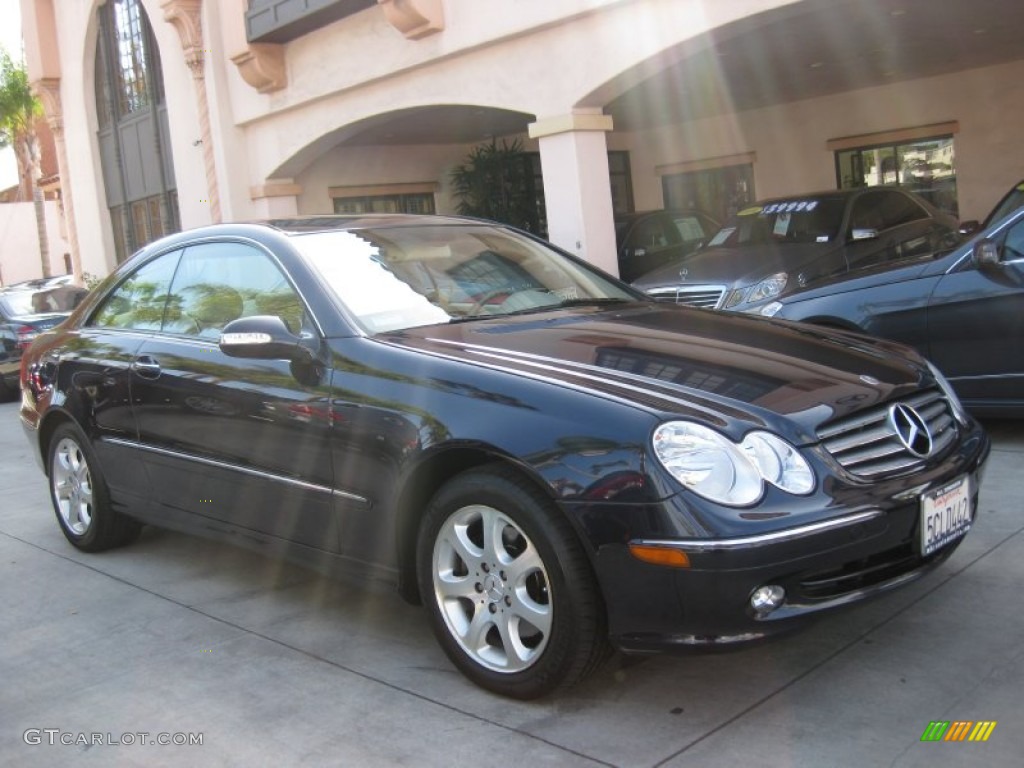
[566,423,990,653]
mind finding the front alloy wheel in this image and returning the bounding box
[418,466,607,698]
[432,503,552,673]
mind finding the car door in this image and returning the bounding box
[48,249,184,506]
[925,216,1024,407]
[129,240,342,551]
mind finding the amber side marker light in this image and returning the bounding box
[629,544,691,568]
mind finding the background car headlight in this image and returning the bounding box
[652,422,815,506]
[927,360,969,426]
[740,431,814,495]
[748,272,788,304]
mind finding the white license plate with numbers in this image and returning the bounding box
[920,476,972,556]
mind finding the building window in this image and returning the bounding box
[661,159,755,223]
[835,137,957,216]
[332,192,436,215]
[829,123,959,217]
[96,0,179,262]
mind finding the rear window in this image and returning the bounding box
[0,287,87,316]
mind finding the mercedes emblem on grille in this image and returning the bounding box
[678,268,689,280]
[888,403,933,457]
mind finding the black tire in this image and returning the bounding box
[416,465,608,698]
[47,422,141,551]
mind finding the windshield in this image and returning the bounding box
[706,197,847,248]
[293,224,636,333]
[984,182,1024,228]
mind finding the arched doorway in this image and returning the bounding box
[95,0,179,263]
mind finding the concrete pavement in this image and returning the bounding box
[1,400,1021,767]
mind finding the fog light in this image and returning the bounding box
[750,585,786,614]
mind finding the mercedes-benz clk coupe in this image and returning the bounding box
[20,215,989,698]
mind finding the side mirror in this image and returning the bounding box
[850,227,878,241]
[219,315,315,363]
[958,219,980,236]
[973,239,1001,270]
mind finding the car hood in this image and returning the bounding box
[385,303,927,444]
[632,243,834,291]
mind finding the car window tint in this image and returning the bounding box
[873,191,928,230]
[89,250,182,330]
[631,215,682,251]
[164,242,308,338]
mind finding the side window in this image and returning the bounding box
[849,193,886,233]
[163,242,308,339]
[631,215,682,253]
[876,191,927,230]
[89,250,182,330]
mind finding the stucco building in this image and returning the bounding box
[18,0,1024,281]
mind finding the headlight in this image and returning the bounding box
[724,287,749,309]
[740,432,815,495]
[652,422,815,506]
[927,360,968,426]
[748,272,788,303]
[759,301,783,317]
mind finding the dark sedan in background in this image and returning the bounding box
[752,205,1024,417]
[0,279,88,400]
[19,215,989,698]
[633,187,961,311]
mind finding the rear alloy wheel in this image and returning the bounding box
[417,466,607,698]
[48,423,140,551]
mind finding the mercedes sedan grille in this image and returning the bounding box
[645,285,727,309]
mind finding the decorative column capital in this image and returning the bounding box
[231,43,287,94]
[377,0,444,40]
[32,77,64,136]
[161,0,205,78]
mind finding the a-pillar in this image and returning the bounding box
[528,110,618,276]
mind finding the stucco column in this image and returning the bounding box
[250,181,302,218]
[528,111,618,276]
[162,0,222,223]
[33,78,82,284]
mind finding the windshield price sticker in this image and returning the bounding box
[920,475,971,556]
[760,200,819,215]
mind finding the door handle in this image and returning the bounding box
[132,356,162,379]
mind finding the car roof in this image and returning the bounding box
[262,213,488,234]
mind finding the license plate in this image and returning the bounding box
[920,476,972,556]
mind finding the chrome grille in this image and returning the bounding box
[818,389,957,478]
[645,285,727,309]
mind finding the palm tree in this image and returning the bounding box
[0,48,50,278]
